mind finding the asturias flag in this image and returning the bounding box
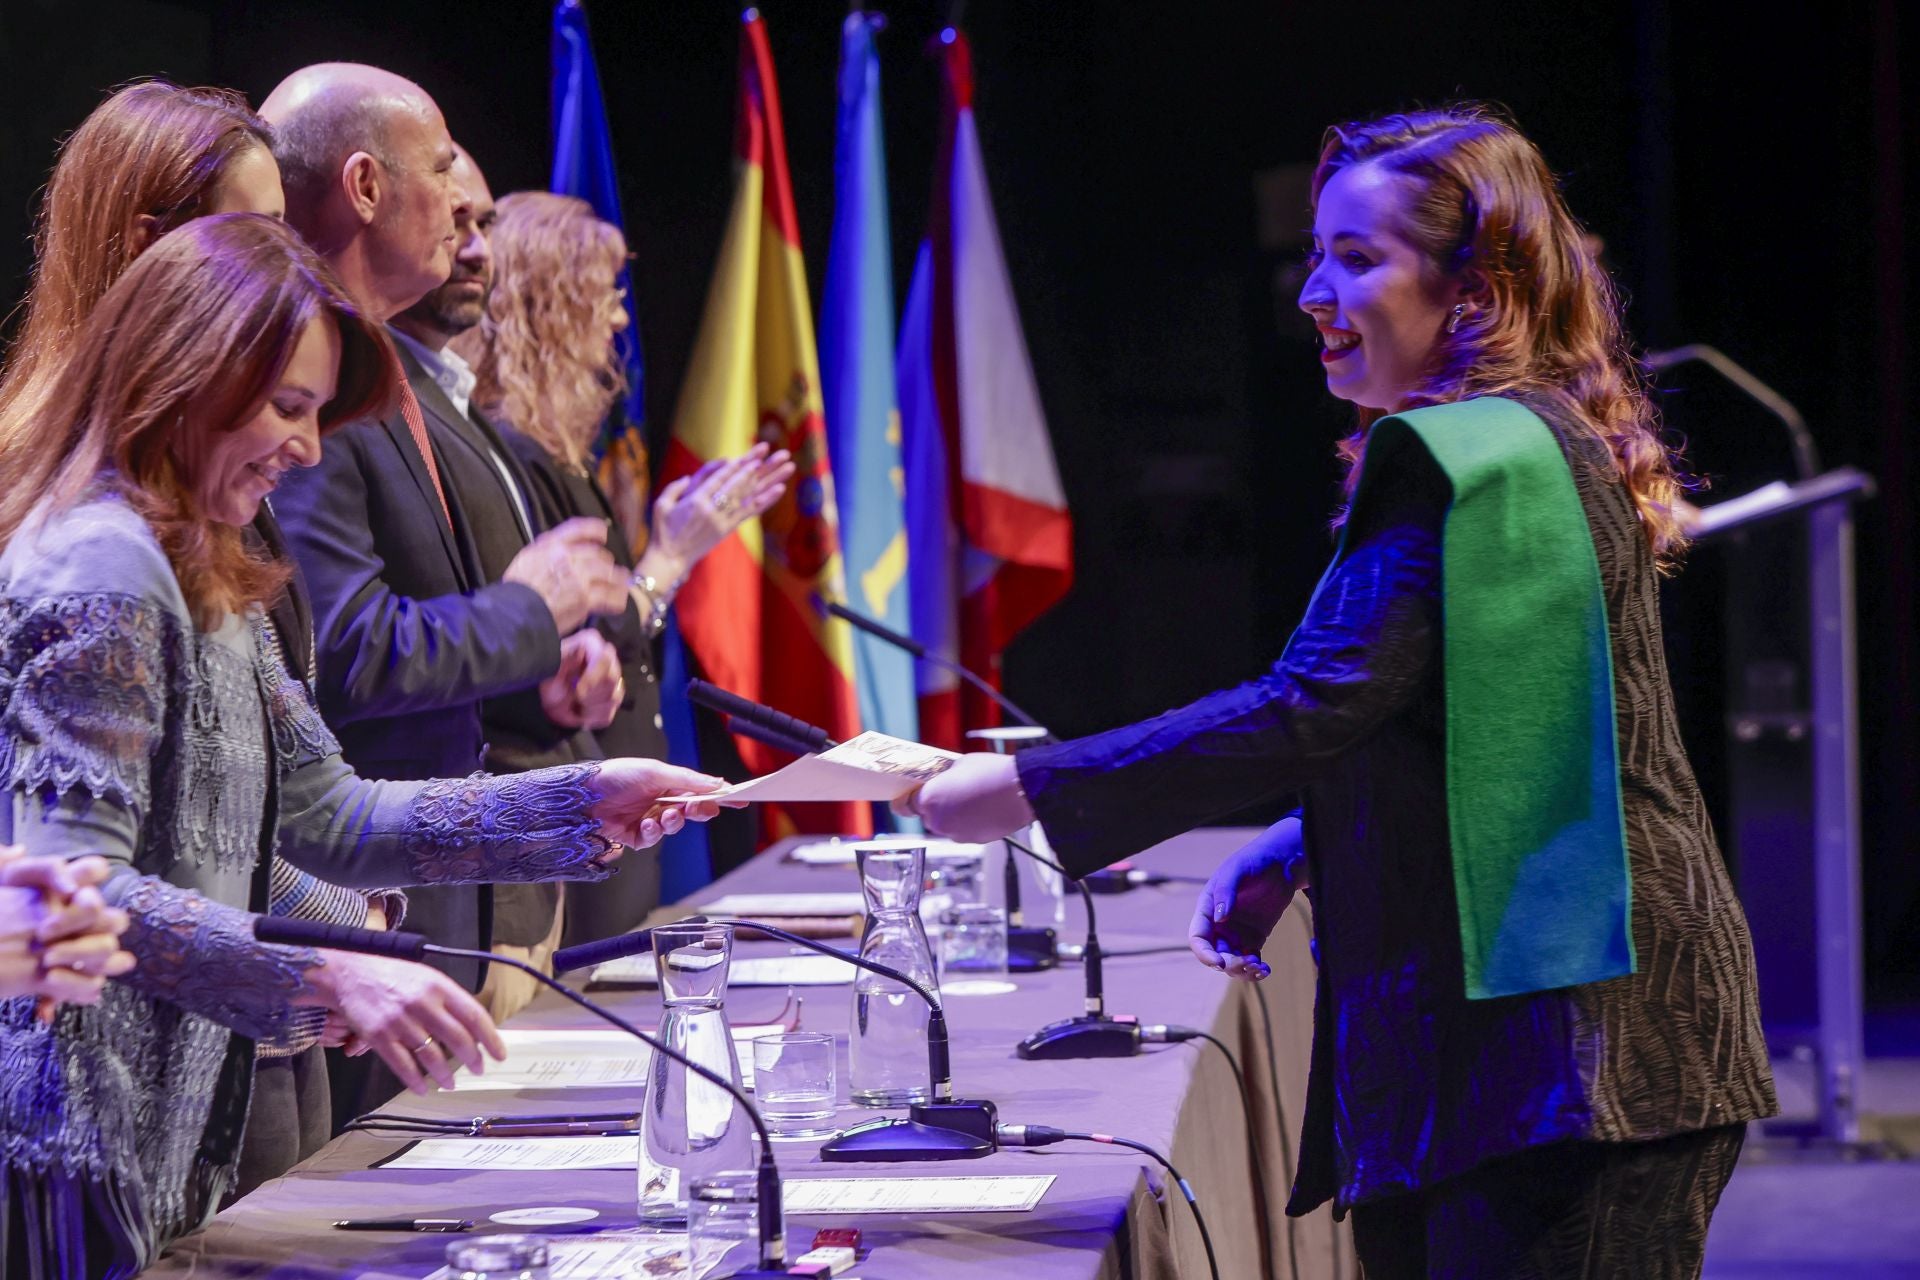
[550,0,651,560]
[899,27,1073,749]
[666,9,869,840]
[821,12,917,751]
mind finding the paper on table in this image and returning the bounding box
[426,1232,686,1279]
[379,1134,636,1171]
[449,1024,793,1092]
[449,1029,651,1093]
[662,730,958,804]
[593,952,856,987]
[784,1174,1056,1214]
[704,892,865,917]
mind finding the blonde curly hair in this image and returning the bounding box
[454,191,627,470]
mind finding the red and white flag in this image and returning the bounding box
[898,27,1073,749]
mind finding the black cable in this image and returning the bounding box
[1186,1031,1278,1278]
[999,1125,1219,1280]
[1076,1132,1221,1280]
[1094,944,1188,959]
[1253,980,1302,1279]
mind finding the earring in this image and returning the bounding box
[1447,303,1466,335]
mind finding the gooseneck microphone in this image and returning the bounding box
[724,716,824,759]
[257,918,791,1277]
[556,916,995,1162]
[815,598,1050,737]
[1003,836,1143,1060]
[686,679,835,753]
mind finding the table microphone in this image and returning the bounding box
[1080,864,1202,894]
[555,918,996,1161]
[1003,836,1143,1060]
[814,598,1051,738]
[255,918,792,1277]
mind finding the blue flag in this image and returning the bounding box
[551,0,642,423]
[551,0,710,896]
[821,11,918,758]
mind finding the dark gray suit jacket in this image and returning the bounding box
[271,347,561,988]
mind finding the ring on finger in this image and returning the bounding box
[712,491,734,514]
[411,1036,436,1056]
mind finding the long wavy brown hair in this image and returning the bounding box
[453,191,627,470]
[0,82,274,454]
[1316,105,1692,568]
[0,215,394,629]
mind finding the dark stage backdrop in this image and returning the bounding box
[2,0,1914,993]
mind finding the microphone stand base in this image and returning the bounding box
[1007,926,1059,972]
[1016,1015,1143,1060]
[909,1097,1000,1144]
[819,1117,995,1162]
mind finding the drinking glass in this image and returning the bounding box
[687,1171,761,1279]
[940,903,1009,978]
[446,1235,550,1280]
[751,1032,839,1138]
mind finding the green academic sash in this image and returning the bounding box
[1341,396,1635,999]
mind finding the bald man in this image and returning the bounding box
[262,67,631,1119]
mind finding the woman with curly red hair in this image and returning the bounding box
[907,106,1774,1277]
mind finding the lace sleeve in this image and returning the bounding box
[402,763,613,886]
[107,874,319,1040]
[0,593,171,817]
[278,741,615,889]
[257,615,341,778]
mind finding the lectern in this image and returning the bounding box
[1693,466,1876,1145]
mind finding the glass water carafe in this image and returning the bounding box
[848,841,940,1107]
[637,922,752,1225]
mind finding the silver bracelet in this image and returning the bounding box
[630,571,672,638]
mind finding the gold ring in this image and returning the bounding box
[411,1036,436,1056]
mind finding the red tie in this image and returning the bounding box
[394,369,452,528]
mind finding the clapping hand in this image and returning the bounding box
[540,628,624,730]
[646,444,796,581]
[504,517,631,634]
[1187,818,1307,982]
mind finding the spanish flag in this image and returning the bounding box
[666,9,869,840]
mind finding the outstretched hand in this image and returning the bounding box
[895,752,1034,843]
[589,759,736,851]
[1188,817,1307,982]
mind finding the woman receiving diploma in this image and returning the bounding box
[903,106,1775,1278]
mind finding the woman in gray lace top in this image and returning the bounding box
[0,215,727,1279]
